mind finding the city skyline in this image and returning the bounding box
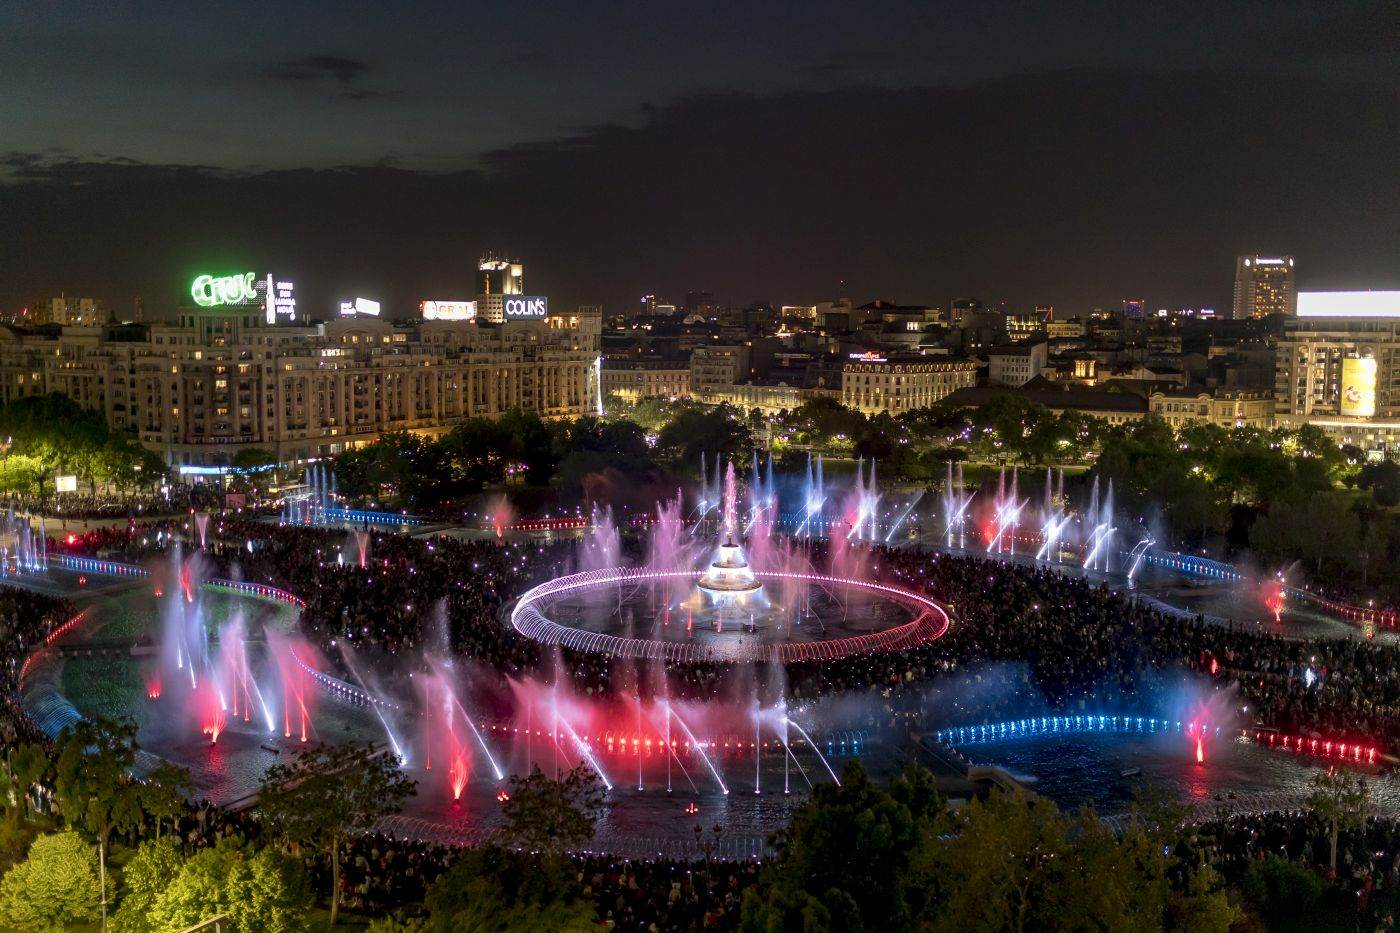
[2,3,1398,317]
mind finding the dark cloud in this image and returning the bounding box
[1263,1,1400,56]
[1,69,1396,320]
[269,54,372,86]
[340,88,400,103]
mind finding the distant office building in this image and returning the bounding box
[690,345,751,400]
[477,253,525,322]
[1276,292,1400,423]
[1233,255,1296,319]
[987,341,1048,387]
[1122,298,1145,319]
[25,296,107,327]
[949,298,983,325]
[685,291,717,316]
[1006,308,1049,342]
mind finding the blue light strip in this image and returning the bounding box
[934,714,1223,746]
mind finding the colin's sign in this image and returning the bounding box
[503,296,548,320]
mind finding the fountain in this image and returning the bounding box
[942,461,972,549]
[1082,476,1116,572]
[697,465,762,599]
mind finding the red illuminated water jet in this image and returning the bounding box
[1261,578,1285,623]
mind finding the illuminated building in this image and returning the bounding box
[1149,390,1274,429]
[690,345,751,400]
[986,341,1048,387]
[477,253,525,323]
[24,296,108,327]
[1275,292,1400,428]
[602,359,692,402]
[1232,255,1296,319]
[841,355,977,414]
[1122,298,1145,319]
[0,291,601,469]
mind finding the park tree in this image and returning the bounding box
[656,405,754,468]
[499,764,605,859]
[4,741,47,826]
[140,762,193,839]
[0,830,106,931]
[258,741,416,926]
[111,836,185,933]
[1308,766,1368,874]
[225,847,313,933]
[133,839,310,933]
[786,397,865,449]
[742,762,944,931]
[421,847,595,932]
[1358,459,1400,507]
[145,840,239,931]
[928,790,1233,932]
[53,717,145,930]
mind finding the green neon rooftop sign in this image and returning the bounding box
[191,272,257,307]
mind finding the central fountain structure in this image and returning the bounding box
[696,466,763,599]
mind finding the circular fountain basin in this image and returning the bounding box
[511,567,951,663]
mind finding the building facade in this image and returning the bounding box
[24,297,108,327]
[689,345,751,400]
[601,359,692,402]
[0,307,601,469]
[1275,293,1400,420]
[1232,255,1296,319]
[986,341,1048,387]
[1148,390,1275,429]
[841,356,977,414]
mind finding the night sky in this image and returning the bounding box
[2,1,1397,319]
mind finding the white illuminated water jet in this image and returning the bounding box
[784,717,840,786]
[1082,477,1116,572]
[942,461,972,548]
[987,467,1027,555]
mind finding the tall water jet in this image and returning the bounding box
[1082,477,1116,572]
[800,453,826,536]
[942,461,972,549]
[1035,466,1069,563]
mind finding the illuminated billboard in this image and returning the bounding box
[1341,357,1377,418]
[1298,291,1400,318]
[190,272,295,322]
[339,297,381,317]
[191,272,257,307]
[265,276,296,324]
[503,296,548,320]
[420,300,477,321]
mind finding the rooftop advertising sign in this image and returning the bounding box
[503,296,548,320]
[191,272,257,308]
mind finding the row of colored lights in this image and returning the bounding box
[502,519,590,531]
[935,715,1191,745]
[932,714,1381,767]
[207,579,307,609]
[54,554,150,577]
[510,566,950,663]
[17,608,91,684]
[478,723,863,755]
[1247,730,1377,763]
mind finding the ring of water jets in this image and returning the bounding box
[511,567,951,664]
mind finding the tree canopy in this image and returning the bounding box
[258,741,416,926]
